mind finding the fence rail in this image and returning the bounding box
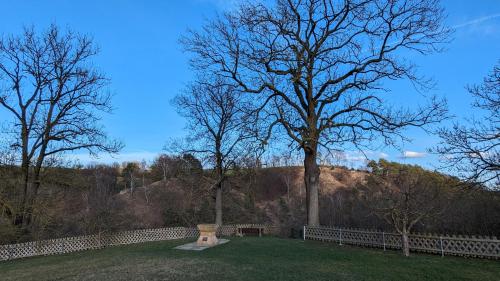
[304,226,500,259]
[0,224,277,261]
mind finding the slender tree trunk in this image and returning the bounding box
[215,146,223,225]
[144,188,150,204]
[18,125,30,226]
[130,176,134,195]
[212,136,225,226]
[215,183,222,225]
[304,147,320,226]
[163,165,167,181]
[402,227,410,257]
[18,160,29,226]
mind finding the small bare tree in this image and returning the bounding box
[153,154,171,181]
[434,63,499,188]
[84,164,119,235]
[277,152,295,203]
[0,25,123,226]
[122,162,139,195]
[182,0,450,225]
[361,160,448,256]
[172,76,256,225]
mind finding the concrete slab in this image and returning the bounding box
[174,239,230,251]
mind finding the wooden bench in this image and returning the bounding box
[236,226,265,237]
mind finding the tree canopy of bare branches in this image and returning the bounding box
[434,63,499,188]
[0,25,122,227]
[361,160,450,256]
[182,0,450,225]
[172,76,257,225]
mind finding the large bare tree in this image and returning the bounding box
[173,76,256,225]
[0,25,122,227]
[182,0,450,225]
[434,63,499,188]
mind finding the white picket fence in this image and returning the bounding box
[304,226,500,259]
[0,224,278,261]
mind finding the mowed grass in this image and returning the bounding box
[0,237,499,281]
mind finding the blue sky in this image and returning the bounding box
[0,0,499,170]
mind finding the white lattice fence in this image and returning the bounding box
[304,226,500,259]
[0,224,276,261]
[103,227,199,246]
[0,227,196,261]
[415,235,500,258]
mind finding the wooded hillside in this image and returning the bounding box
[1,160,498,244]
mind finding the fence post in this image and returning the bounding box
[383,232,386,251]
[440,236,444,257]
[303,226,306,241]
[339,228,343,246]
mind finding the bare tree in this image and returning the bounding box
[276,152,295,202]
[139,160,151,203]
[434,63,499,188]
[172,76,256,225]
[0,25,122,227]
[152,154,171,181]
[361,160,448,256]
[140,160,147,187]
[122,162,139,195]
[182,0,450,225]
[84,164,119,235]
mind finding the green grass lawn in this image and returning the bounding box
[0,237,498,281]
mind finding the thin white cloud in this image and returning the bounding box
[401,151,427,159]
[375,151,388,158]
[338,150,389,162]
[453,13,500,29]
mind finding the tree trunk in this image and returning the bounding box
[17,125,30,226]
[144,189,150,204]
[130,177,134,195]
[215,183,222,225]
[17,160,30,226]
[215,144,223,226]
[23,163,43,227]
[24,127,50,227]
[304,148,320,226]
[402,227,410,257]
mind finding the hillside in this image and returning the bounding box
[1,163,499,245]
[115,166,368,228]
